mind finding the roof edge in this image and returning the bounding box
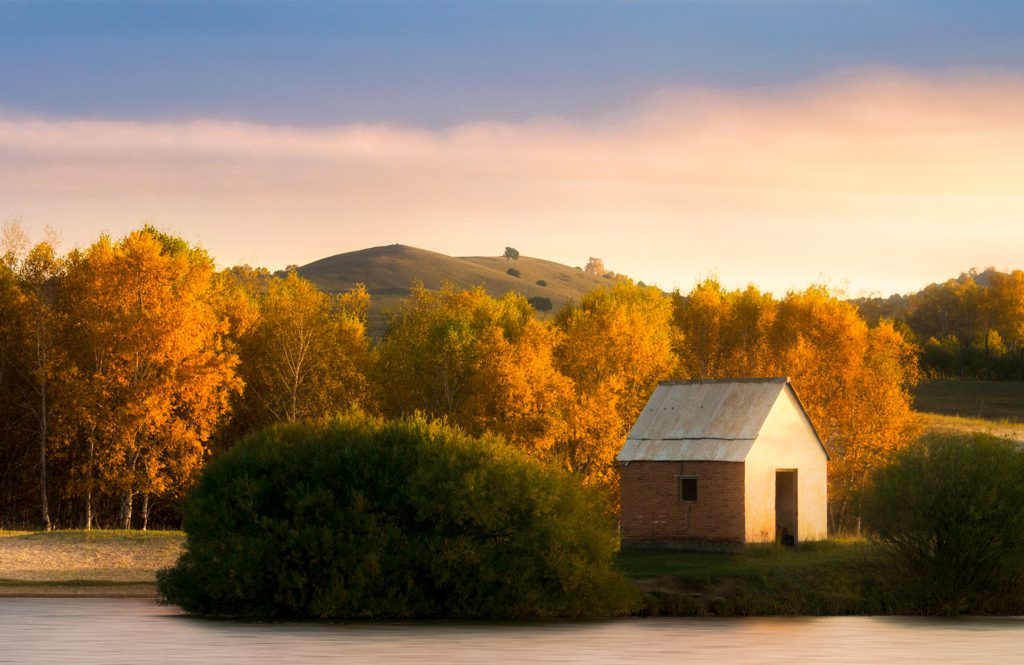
[657,377,788,386]
[781,382,831,461]
[626,436,757,443]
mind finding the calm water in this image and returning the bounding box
[0,599,1022,665]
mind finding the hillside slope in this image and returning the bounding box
[298,244,612,334]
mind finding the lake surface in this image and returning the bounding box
[0,598,1022,664]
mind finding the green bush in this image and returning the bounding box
[528,296,553,312]
[157,415,637,619]
[861,433,1024,614]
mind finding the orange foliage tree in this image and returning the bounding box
[673,279,919,531]
[554,280,678,490]
[61,229,241,529]
[374,281,678,494]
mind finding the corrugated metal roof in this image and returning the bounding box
[618,378,787,462]
[617,438,756,462]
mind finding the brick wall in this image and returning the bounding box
[619,461,745,546]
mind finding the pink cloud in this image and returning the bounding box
[3,69,1024,295]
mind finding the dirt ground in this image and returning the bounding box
[0,530,184,596]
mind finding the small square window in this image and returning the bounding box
[679,476,697,502]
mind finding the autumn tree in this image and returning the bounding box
[554,280,678,488]
[462,315,573,459]
[893,268,1024,379]
[0,230,36,527]
[0,221,68,531]
[584,257,606,276]
[229,270,371,434]
[375,284,571,458]
[62,229,241,529]
[672,280,920,531]
[988,271,1024,348]
[772,288,919,529]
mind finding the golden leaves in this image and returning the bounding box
[672,280,921,528]
[62,229,242,508]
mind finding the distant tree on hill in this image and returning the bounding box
[535,279,547,287]
[528,296,552,312]
[851,267,1024,380]
[504,247,520,261]
[507,267,521,278]
[273,264,299,278]
[584,257,605,276]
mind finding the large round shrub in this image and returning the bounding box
[861,433,1024,614]
[157,415,637,618]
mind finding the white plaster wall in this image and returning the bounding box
[743,387,828,542]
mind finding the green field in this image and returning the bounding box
[913,380,1024,422]
[617,541,889,616]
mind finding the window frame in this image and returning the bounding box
[678,475,698,503]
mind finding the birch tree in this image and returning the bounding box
[232,271,370,432]
[66,229,241,529]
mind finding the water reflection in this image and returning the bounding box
[0,599,1021,664]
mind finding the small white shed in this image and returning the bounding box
[617,377,828,548]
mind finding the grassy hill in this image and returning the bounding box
[298,244,613,335]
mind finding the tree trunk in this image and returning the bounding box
[84,490,92,531]
[2,482,12,530]
[84,437,94,530]
[140,493,149,531]
[38,389,50,531]
[119,491,133,530]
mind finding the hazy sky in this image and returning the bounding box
[3,1,1024,296]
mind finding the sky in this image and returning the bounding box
[3,1,1024,296]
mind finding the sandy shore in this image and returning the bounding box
[0,530,184,598]
[0,583,158,598]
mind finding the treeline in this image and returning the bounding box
[854,268,1024,380]
[0,226,918,531]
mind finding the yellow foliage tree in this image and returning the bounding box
[554,280,678,489]
[375,284,571,458]
[231,271,370,432]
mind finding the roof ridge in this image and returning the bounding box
[657,377,788,386]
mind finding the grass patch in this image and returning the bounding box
[0,578,155,588]
[913,380,1024,422]
[617,540,890,616]
[0,529,184,584]
[922,413,1024,443]
[0,529,184,541]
